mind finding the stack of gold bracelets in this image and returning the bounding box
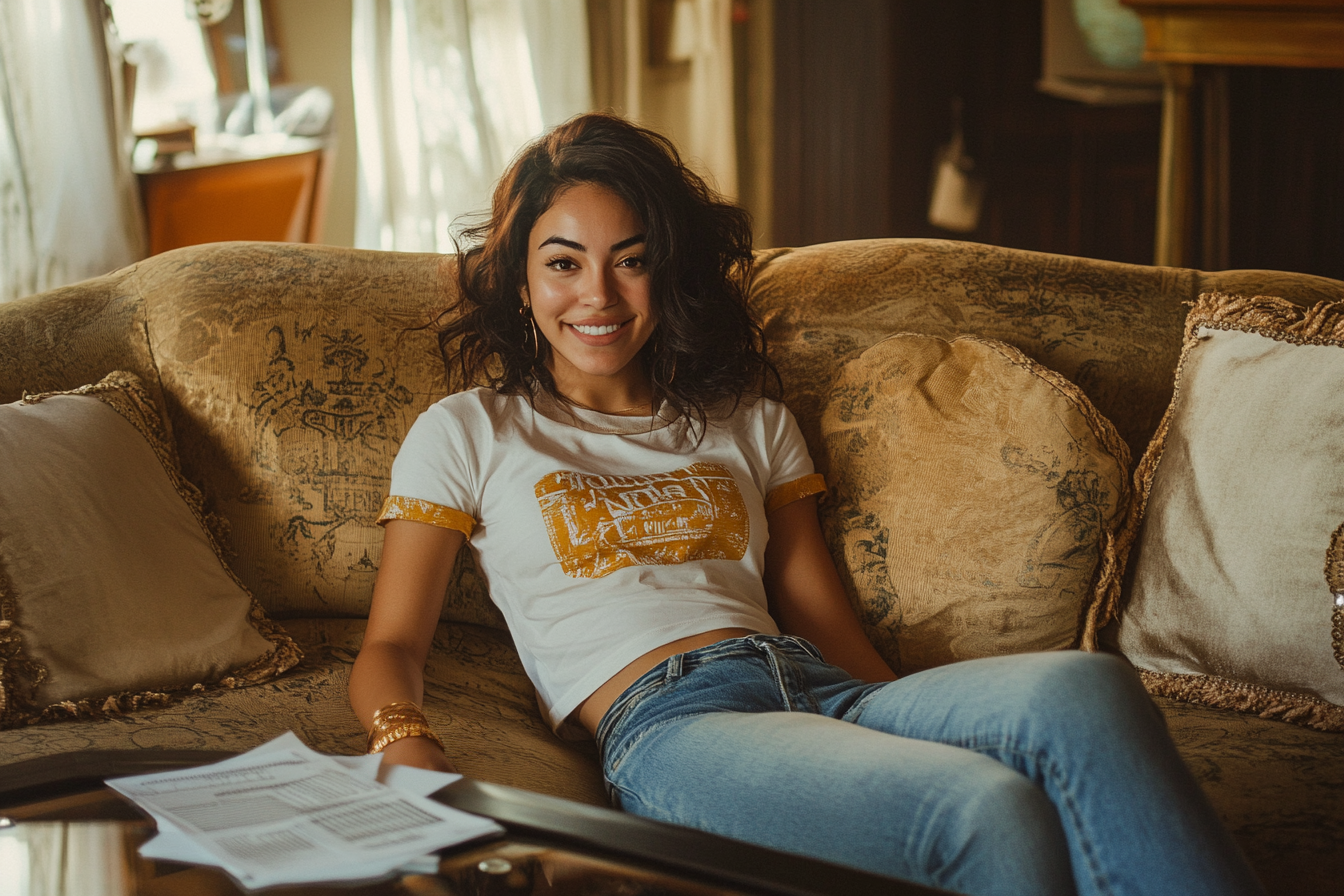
[366,701,445,755]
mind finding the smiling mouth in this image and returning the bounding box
[570,322,625,336]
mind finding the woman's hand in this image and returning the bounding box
[378,734,460,774]
[350,520,466,767]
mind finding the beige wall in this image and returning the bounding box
[272,0,357,247]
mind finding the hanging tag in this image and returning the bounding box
[928,98,985,233]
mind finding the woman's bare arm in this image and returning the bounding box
[763,495,897,683]
[350,519,465,771]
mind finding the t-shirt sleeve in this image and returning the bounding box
[759,400,826,513]
[377,400,481,537]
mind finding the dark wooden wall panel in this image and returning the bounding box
[772,2,1343,279]
[1226,66,1344,281]
[771,0,892,248]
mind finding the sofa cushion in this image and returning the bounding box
[0,372,301,727]
[1118,293,1344,731]
[819,334,1135,673]
[0,618,607,807]
[1152,694,1344,895]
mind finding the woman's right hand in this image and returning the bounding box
[378,734,460,774]
[350,520,467,777]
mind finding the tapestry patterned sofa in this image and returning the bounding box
[1,239,1341,895]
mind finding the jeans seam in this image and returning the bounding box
[604,704,702,778]
[962,738,1115,896]
[597,675,665,763]
[842,683,887,723]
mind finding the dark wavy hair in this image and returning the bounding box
[436,112,779,429]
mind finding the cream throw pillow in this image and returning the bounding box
[1118,293,1344,731]
[0,372,301,726]
[820,334,1135,674]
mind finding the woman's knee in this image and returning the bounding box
[921,765,1075,896]
[1016,651,1157,726]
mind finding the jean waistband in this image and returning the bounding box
[594,633,823,753]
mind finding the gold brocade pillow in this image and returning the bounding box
[820,334,1136,674]
[0,372,301,727]
[1117,293,1344,732]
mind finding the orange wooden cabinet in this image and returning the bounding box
[137,140,333,256]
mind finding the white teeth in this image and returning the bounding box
[572,323,621,336]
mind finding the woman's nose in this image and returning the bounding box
[580,272,618,308]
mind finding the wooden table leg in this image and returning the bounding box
[1155,62,1193,267]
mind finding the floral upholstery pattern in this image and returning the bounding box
[1,244,504,629]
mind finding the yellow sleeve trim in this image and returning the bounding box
[377,496,476,537]
[765,473,827,514]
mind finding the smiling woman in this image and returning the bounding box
[434,113,767,436]
[522,183,657,414]
[350,112,1267,896]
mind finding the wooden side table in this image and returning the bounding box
[137,138,334,256]
[1123,0,1344,266]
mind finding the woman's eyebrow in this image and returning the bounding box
[537,234,647,252]
[538,235,584,251]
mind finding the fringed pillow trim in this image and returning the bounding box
[0,570,48,728]
[1127,294,1344,731]
[961,336,1137,650]
[1186,292,1344,346]
[4,372,302,728]
[1328,521,1344,672]
[1140,669,1344,733]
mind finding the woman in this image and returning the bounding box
[350,113,1263,896]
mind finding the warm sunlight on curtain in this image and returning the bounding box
[352,0,592,252]
[588,0,738,200]
[0,0,145,303]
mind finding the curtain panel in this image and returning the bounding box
[0,0,145,304]
[352,0,592,253]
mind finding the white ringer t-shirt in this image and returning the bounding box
[378,387,825,734]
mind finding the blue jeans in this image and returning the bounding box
[596,635,1264,896]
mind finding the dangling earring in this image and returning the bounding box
[520,301,541,362]
[652,332,677,386]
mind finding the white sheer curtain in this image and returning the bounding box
[0,0,145,304]
[352,0,592,253]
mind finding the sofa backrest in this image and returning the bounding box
[0,242,483,624]
[751,239,1344,466]
[4,239,1341,622]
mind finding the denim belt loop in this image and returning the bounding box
[666,651,685,680]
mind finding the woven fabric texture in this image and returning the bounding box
[0,372,300,727]
[1119,293,1344,731]
[820,334,1135,674]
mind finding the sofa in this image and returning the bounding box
[1,238,1341,895]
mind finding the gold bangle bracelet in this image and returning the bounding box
[366,701,443,754]
[367,701,427,750]
[367,722,445,755]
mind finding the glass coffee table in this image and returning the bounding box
[0,751,953,895]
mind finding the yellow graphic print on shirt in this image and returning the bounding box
[534,462,749,578]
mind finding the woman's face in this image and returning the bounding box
[524,182,657,406]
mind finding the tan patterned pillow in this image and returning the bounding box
[1117,293,1344,732]
[0,372,301,727]
[820,334,1135,674]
